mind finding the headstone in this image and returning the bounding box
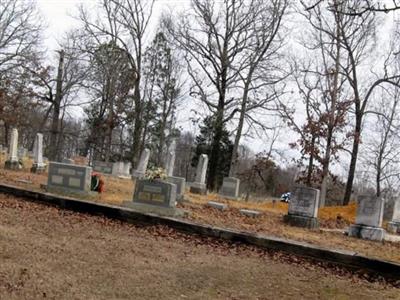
[166,176,186,202]
[47,162,92,194]
[18,147,27,158]
[165,151,176,177]
[92,161,114,175]
[112,161,124,176]
[62,158,74,164]
[207,201,227,211]
[387,199,400,234]
[348,195,386,241]
[132,149,150,178]
[240,209,262,218]
[31,133,46,173]
[120,162,132,178]
[283,186,320,229]
[219,177,240,199]
[189,154,208,195]
[123,179,185,217]
[4,128,19,170]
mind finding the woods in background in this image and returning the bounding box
[1,0,400,203]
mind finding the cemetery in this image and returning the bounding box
[0,151,399,267]
[2,0,400,297]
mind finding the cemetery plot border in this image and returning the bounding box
[0,182,399,280]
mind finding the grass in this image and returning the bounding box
[0,154,399,264]
[1,193,399,299]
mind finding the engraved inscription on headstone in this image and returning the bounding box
[355,195,384,227]
[288,187,319,218]
[133,179,177,208]
[47,162,92,194]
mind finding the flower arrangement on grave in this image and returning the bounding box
[145,167,167,181]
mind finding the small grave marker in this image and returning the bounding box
[207,201,227,211]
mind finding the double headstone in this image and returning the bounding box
[189,154,208,195]
[132,149,150,178]
[31,133,46,173]
[123,179,185,217]
[4,128,19,170]
[387,199,400,234]
[348,195,386,241]
[283,186,320,229]
[219,177,240,199]
[92,161,114,175]
[47,162,92,195]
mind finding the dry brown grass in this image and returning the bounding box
[0,156,399,264]
[1,193,399,299]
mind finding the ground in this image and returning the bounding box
[0,154,399,264]
[0,193,399,299]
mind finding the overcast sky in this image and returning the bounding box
[34,1,400,181]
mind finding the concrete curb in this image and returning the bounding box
[0,183,399,279]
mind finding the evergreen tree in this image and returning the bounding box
[192,116,233,190]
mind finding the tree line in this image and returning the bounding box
[0,0,400,204]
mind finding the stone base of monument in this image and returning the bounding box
[283,214,319,229]
[189,182,207,195]
[122,201,186,218]
[348,224,386,241]
[30,163,46,174]
[4,160,20,170]
[387,221,400,234]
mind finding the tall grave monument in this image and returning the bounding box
[132,148,150,178]
[4,128,19,170]
[165,149,186,201]
[189,154,208,195]
[348,195,386,241]
[31,133,46,173]
[283,186,320,229]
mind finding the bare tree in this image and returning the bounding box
[229,0,288,177]
[166,0,285,190]
[0,0,42,74]
[77,0,155,167]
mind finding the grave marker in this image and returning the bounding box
[348,195,386,241]
[123,179,185,217]
[283,186,320,229]
[189,154,208,195]
[47,162,92,194]
[387,199,400,234]
[4,128,19,170]
[219,177,240,199]
[92,161,114,174]
[132,149,150,178]
[31,133,46,173]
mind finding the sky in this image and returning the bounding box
[34,1,400,183]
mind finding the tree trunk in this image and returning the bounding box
[131,79,142,168]
[49,50,64,162]
[306,136,316,186]
[208,103,224,191]
[343,114,362,205]
[229,80,250,178]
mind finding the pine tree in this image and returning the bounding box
[192,116,233,190]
